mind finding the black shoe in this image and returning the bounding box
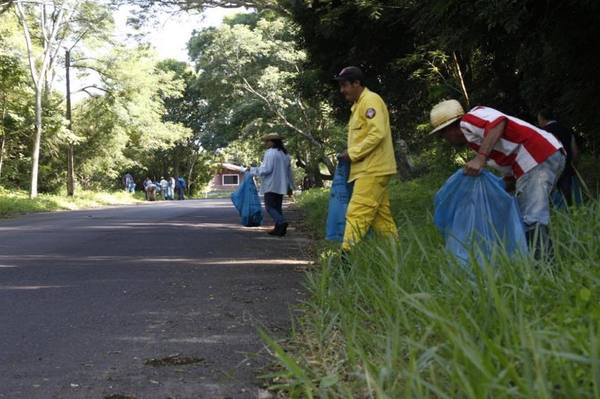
[268,223,288,237]
[279,222,289,236]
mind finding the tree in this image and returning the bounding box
[0,55,29,180]
[72,46,192,189]
[417,0,600,150]
[62,3,113,196]
[0,12,34,185]
[11,0,112,197]
[110,0,290,21]
[285,0,600,158]
[187,14,344,185]
[154,59,215,192]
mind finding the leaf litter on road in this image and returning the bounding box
[144,353,204,367]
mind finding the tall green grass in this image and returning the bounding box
[266,176,600,398]
[0,187,142,218]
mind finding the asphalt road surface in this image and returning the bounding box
[0,199,309,399]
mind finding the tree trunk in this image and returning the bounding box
[0,105,6,179]
[67,144,74,195]
[453,52,470,108]
[30,88,43,198]
[65,49,74,196]
[307,162,324,188]
[174,158,180,178]
[0,132,5,179]
[187,153,198,196]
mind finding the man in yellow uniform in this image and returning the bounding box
[334,66,398,251]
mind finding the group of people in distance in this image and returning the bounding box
[143,176,187,201]
[122,173,187,202]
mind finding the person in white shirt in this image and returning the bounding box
[168,177,176,200]
[159,177,169,200]
[123,173,135,193]
[248,133,294,236]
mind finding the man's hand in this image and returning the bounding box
[464,119,506,176]
[337,150,351,161]
[287,188,293,198]
[464,154,486,176]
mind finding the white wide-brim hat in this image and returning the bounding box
[429,99,465,135]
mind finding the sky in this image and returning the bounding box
[113,6,246,62]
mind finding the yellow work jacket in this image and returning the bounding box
[347,87,397,182]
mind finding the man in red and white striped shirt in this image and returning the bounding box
[429,100,566,260]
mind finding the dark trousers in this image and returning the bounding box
[556,169,574,206]
[264,192,285,226]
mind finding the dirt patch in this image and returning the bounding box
[144,353,204,367]
[104,395,138,399]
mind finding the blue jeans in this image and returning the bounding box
[264,192,285,226]
[516,151,566,230]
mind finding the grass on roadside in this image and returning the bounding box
[265,174,600,399]
[0,187,143,218]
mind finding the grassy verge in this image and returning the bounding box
[266,173,600,398]
[0,188,143,218]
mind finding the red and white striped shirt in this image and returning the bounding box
[460,106,563,178]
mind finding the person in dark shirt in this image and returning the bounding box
[176,176,186,200]
[537,109,579,205]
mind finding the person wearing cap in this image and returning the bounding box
[334,66,398,251]
[248,133,294,237]
[429,100,566,259]
[537,108,580,206]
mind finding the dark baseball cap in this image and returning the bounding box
[333,66,365,82]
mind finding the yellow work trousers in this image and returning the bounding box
[342,175,398,250]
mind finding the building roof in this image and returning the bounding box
[220,163,244,173]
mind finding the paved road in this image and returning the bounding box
[0,199,309,399]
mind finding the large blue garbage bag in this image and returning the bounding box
[326,160,353,241]
[434,169,527,265]
[231,174,263,227]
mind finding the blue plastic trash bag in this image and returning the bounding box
[434,169,527,265]
[326,160,354,241]
[231,174,263,227]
